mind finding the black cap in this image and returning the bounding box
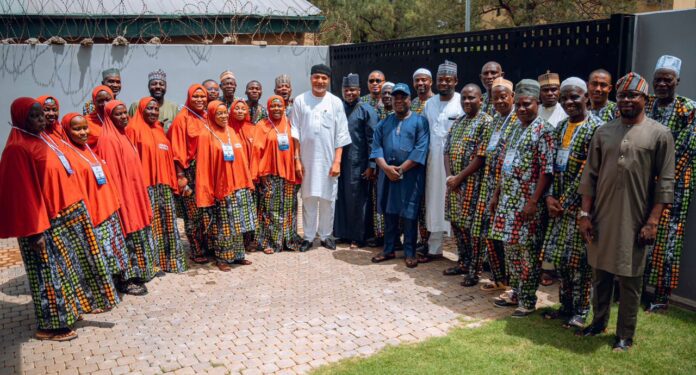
[311,64,331,77]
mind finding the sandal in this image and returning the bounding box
[371,253,396,263]
[89,307,111,314]
[124,281,148,296]
[416,254,431,263]
[460,277,479,287]
[35,328,78,342]
[263,248,275,255]
[405,257,418,268]
[480,281,508,292]
[191,256,210,264]
[350,242,360,249]
[234,259,253,265]
[443,265,467,276]
[216,262,232,272]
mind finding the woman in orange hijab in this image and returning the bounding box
[85,85,114,148]
[251,95,303,254]
[59,113,132,294]
[196,100,256,271]
[37,95,65,144]
[0,98,118,341]
[229,99,256,151]
[127,97,187,273]
[168,84,209,263]
[94,100,162,292]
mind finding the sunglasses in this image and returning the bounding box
[368,79,383,84]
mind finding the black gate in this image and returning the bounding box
[329,14,635,96]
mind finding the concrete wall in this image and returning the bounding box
[0,44,329,148]
[632,8,696,304]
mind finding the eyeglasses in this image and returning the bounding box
[368,79,383,84]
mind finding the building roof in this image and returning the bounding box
[1,0,322,18]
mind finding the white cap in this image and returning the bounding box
[655,55,682,77]
[412,68,432,79]
[560,77,587,93]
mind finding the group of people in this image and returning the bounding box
[0,54,692,353]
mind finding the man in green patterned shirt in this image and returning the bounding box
[588,69,618,122]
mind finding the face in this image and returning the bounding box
[42,99,59,124]
[460,87,482,116]
[110,104,129,129]
[653,70,678,100]
[382,87,393,108]
[393,92,411,115]
[95,90,113,113]
[233,102,247,121]
[269,99,284,120]
[515,96,539,125]
[368,72,384,95]
[480,63,503,90]
[246,82,262,102]
[148,79,167,101]
[190,89,208,112]
[275,83,292,101]
[588,72,612,105]
[220,77,237,98]
[68,116,89,145]
[413,74,432,95]
[204,81,220,102]
[311,73,330,96]
[492,86,514,115]
[342,87,360,104]
[437,75,458,97]
[25,103,47,134]
[214,105,229,127]
[540,84,560,107]
[144,100,159,125]
[559,87,588,119]
[103,75,122,96]
[617,90,647,119]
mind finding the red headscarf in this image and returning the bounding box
[228,99,256,151]
[126,97,178,190]
[194,100,254,207]
[250,95,300,184]
[59,112,121,226]
[85,85,114,147]
[92,100,152,234]
[0,98,85,238]
[36,95,66,144]
[167,84,208,170]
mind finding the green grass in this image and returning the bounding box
[314,306,696,375]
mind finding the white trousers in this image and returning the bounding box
[302,197,335,241]
[428,231,446,255]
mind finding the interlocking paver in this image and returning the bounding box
[0,218,557,374]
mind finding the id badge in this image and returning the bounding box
[502,149,516,174]
[222,144,235,162]
[58,154,74,175]
[277,133,290,151]
[91,164,107,185]
[555,149,570,172]
[486,131,502,152]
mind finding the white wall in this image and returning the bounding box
[0,44,329,148]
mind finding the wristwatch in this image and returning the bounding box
[578,210,591,220]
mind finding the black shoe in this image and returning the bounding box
[416,243,429,255]
[321,238,336,250]
[366,237,384,247]
[443,266,467,276]
[612,337,633,352]
[299,240,312,252]
[575,324,607,337]
[493,298,518,308]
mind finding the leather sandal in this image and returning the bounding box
[216,262,232,272]
[371,253,396,263]
[234,259,253,265]
[405,257,418,268]
[263,248,275,255]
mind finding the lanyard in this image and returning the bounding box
[184,106,207,124]
[13,126,67,158]
[61,140,100,166]
[267,117,287,135]
[203,122,232,147]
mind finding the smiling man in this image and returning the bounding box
[361,70,386,111]
[246,80,268,124]
[128,69,180,132]
[480,61,504,116]
[411,68,434,114]
[83,68,122,115]
[538,71,568,128]
[643,55,696,313]
[588,69,618,122]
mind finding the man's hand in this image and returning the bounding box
[546,196,563,218]
[295,159,304,180]
[329,161,341,177]
[578,216,594,243]
[639,222,658,245]
[384,165,401,181]
[362,168,375,180]
[446,175,461,191]
[522,200,538,220]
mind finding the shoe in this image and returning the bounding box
[425,253,445,261]
[366,237,384,247]
[443,265,467,276]
[416,243,429,255]
[645,302,668,313]
[575,324,607,337]
[565,314,586,329]
[612,337,633,352]
[511,307,535,318]
[460,277,479,287]
[321,238,336,250]
[493,298,518,308]
[405,257,418,268]
[299,240,312,252]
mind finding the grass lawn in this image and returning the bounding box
[314,305,696,375]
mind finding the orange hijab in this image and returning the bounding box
[92,100,152,234]
[126,97,178,190]
[85,85,114,148]
[228,99,256,149]
[167,84,208,170]
[194,100,254,208]
[250,95,300,184]
[60,112,121,226]
[37,95,66,144]
[0,98,85,238]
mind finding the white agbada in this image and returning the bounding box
[423,92,464,234]
[538,102,568,128]
[290,91,352,201]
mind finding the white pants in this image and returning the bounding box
[302,197,335,241]
[428,231,446,255]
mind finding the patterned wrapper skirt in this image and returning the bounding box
[149,184,187,273]
[255,175,301,252]
[370,180,384,239]
[93,212,130,277]
[18,201,119,329]
[202,188,257,263]
[175,161,207,259]
[125,226,159,282]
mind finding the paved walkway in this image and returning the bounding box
[0,222,556,375]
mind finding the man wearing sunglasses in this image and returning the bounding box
[361,70,386,111]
